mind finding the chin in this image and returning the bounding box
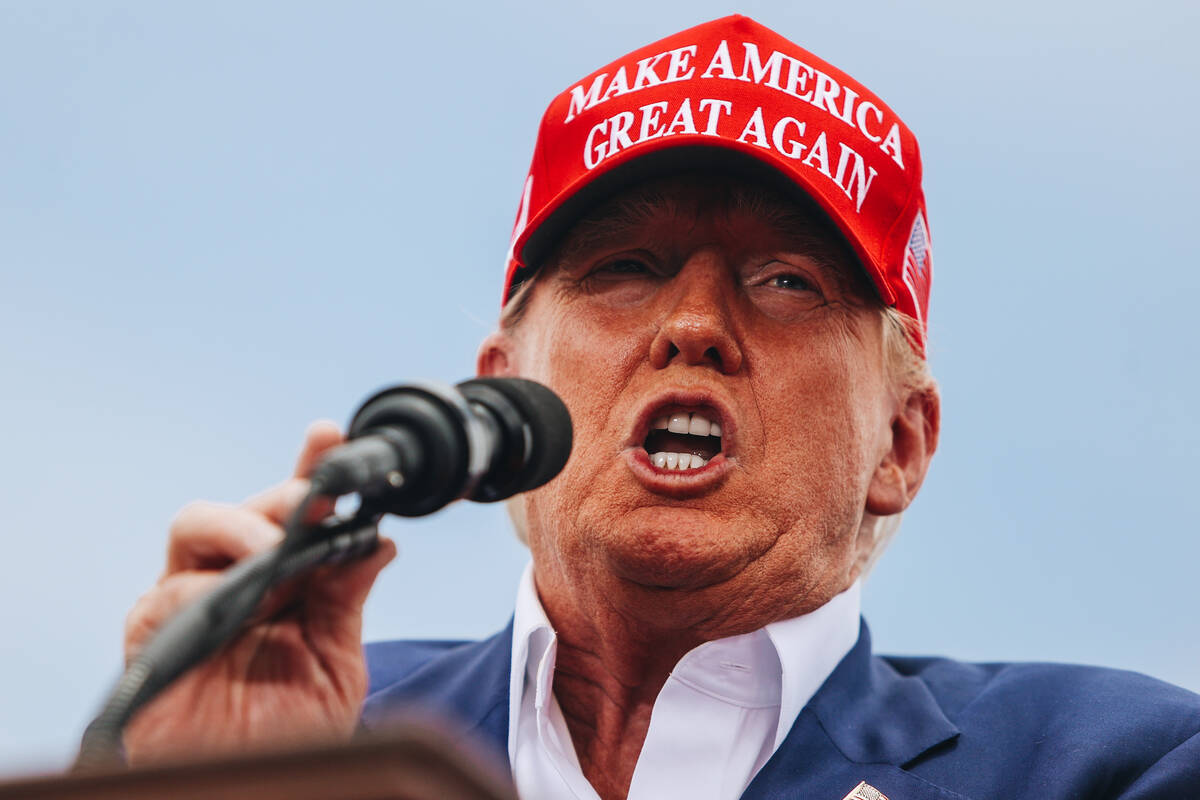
[597,507,758,592]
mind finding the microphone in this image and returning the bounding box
[75,377,572,770]
[310,377,573,516]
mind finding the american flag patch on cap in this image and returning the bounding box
[907,211,930,277]
[899,209,933,330]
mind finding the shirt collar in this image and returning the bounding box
[508,562,553,765]
[764,579,862,748]
[507,562,863,760]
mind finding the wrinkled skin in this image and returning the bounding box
[477,177,939,799]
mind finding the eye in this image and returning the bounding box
[582,256,660,287]
[575,253,661,303]
[765,272,817,292]
[746,263,827,321]
[593,257,652,278]
[768,272,816,291]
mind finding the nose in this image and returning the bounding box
[648,250,744,374]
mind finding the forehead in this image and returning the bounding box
[549,173,876,296]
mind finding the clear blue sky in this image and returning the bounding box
[2,0,1197,775]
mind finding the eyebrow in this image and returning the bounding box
[553,191,674,264]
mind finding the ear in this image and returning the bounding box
[476,329,519,377]
[865,385,941,516]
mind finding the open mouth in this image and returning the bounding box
[642,409,723,472]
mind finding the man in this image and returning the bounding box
[124,15,1200,800]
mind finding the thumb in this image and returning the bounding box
[294,420,344,479]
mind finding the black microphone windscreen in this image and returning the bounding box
[459,377,572,494]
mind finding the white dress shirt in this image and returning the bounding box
[507,564,862,800]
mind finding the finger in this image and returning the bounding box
[319,536,397,610]
[293,420,344,479]
[242,477,337,527]
[306,537,398,642]
[166,501,283,574]
[124,571,223,660]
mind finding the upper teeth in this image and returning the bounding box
[653,412,721,437]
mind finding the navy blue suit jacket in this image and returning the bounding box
[362,621,1200,799]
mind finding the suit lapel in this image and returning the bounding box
[362,620,514,765]
[742,621,968,800]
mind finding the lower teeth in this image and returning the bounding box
[651,452,708,471]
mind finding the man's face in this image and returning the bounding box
[486,175,922,635]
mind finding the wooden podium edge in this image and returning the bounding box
[0,719,517,800]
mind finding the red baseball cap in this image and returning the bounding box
[503,14,932,353]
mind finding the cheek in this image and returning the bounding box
[511,303,648,532]
[745,333,887,526]
[734,360,885,596]
[516,303,648,443]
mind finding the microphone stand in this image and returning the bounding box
[75,483,380,772]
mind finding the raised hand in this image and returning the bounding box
[121,422,396,764]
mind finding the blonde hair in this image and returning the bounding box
[881,306,935,396]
